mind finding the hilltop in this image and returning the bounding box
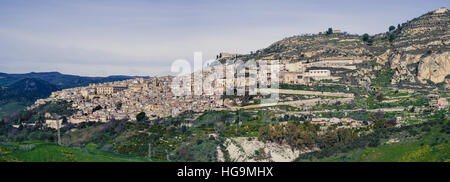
[219,7,450,89]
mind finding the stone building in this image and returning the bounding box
[280,72,304,84]
[96,86,128,95]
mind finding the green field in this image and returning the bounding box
[313,141,449,162]
[0,141,161,162]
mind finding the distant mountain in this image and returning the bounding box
[0,72,149,117]
[0,78,58,104]
[0,72,149,89]
[106,75,151,80]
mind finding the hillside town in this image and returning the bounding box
[1,6,448,163]
[31,76,224,124]
[29,55,369,127]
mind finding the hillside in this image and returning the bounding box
[0,141,157,162]
[379,8,450,85]
[1,8,449,162]
[295,109,449,162]
[0,78,59,118]
[218,8,450,89]
[313,141,449,162]
[0,78,58,103]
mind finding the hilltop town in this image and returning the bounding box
[29,55,366,128]
[1,7,449,162]
[30,76,224,124]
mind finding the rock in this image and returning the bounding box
[417,52,450,83]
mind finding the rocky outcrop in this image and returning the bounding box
[389,53,422,84]
[417,52,450,83]
[375,7,450,85]
[219,137,313,162]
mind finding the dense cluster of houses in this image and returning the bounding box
[31,77,224,125]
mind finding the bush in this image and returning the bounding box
[362,33,369,42]
[389,25,395,31]
[136,112,146,122]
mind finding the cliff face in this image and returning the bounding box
[417,52,450,83]
[386,8,450,84]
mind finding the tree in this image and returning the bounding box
[61,116,68,124]
[385,118,397,127]
[37,114,45,124]
[327,27,333,35]
[92,105,102,112]
[136,112,146,122]
[258,125,270,142]
[375,92,384,102]
[389,25,396,32]
[116,102,122,110]
[368,112,386,129]
[362,33,369,42]
[388,33,396,42]
[285,122,298,148]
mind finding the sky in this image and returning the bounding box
[0,0,448,77]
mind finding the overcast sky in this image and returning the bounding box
[0,0,448,77]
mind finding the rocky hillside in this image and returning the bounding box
[219,7,449,89]
[230,31,379,63]
[376,7,450,85]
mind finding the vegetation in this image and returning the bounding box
[0,141,156,162]
[297,109,449,161]
[389,25,396,31]
[1,9,449,162]
[371,62,394,87]
[326,28,333,35]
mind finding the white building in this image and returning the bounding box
[305,70,331,77]
[45,119,63,129]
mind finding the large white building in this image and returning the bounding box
[305,70,331,77]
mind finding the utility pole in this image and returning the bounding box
[57,119,61,146]
[147,143,152,161]
[165,149,170,161]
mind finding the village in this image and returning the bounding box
[27,54,449,132]
[27,56,360,125]
[1,6,449,163]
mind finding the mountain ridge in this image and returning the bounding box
[0,71,150,88]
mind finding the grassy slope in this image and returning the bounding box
[0,141,159,162]
[315,141,449,162]
[311,119,450,162]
